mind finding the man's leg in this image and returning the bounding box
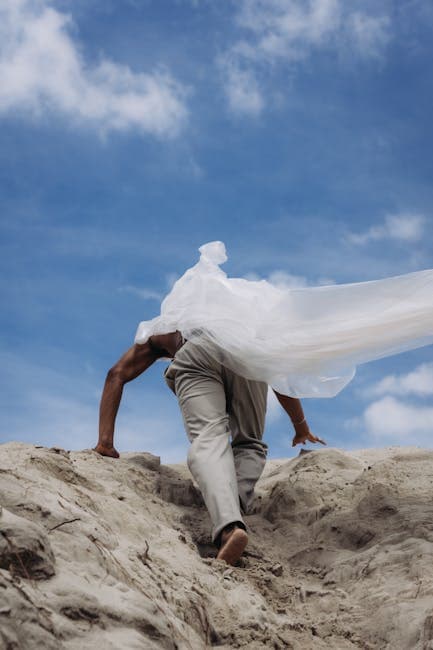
[166,343,246,545]
[224,370,268,514]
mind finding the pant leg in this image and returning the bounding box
[165,343,245,542]
[223,368,268,514]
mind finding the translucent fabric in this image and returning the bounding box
[134,241,433,398]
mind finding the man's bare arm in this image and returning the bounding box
[273,391,326,447]
[95,341,161,458]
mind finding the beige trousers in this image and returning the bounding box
[164,341,268,542]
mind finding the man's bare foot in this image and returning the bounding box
[216,526,248,566]
[93,444,119,458]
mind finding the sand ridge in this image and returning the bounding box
[1,442,433,649]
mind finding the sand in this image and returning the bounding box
[1,442,433,649]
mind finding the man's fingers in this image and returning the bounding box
[310,434,327,445]
[296,432,327,446]
[292,432,326,447]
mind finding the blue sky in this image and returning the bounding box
[1,0,433,462]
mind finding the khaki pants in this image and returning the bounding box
[165,341,268,542]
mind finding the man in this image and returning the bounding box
[94,331,325,565]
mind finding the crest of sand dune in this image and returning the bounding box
[1,442,433,649]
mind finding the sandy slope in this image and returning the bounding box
[1,442,433,649]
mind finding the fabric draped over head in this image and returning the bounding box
[134,241,433,398]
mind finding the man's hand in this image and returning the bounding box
[292,420,326,447]
[292,431,326,447]
[93,444,120,459]
[273,391,326,447]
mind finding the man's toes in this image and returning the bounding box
[216,528,248,566]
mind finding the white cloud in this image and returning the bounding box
[118,272,182,303]
[347,214,425,245]
[362,395,433,439]
[351,361,433,446]
[348,12,390,58]
[268,271,335,288]
[217,57,264,117]
[364,363,433,398]
[268,270,308,289]
[245,269,334,288]
[235,0,343,58]
[0,0,188,136]
[219,0,391,115]
[118,285,163,302]
[166,273,180,289]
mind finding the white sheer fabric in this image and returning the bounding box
[135,241,433,398]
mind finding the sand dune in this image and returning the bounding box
[1,442,433,649]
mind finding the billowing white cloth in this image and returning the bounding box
[135,241,433,398]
